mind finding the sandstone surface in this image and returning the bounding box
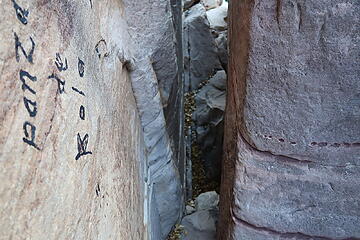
[0,1,186,239]
[0,0,147,239]
[218,0,360,239]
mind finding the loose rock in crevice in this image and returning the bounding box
[178,1,228,239]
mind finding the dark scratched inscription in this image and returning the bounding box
[12,0,29,25]
[23,121,40,150]
[14,32,35,64]
[74,56,91,160]
[75,133,92,160]
[48,73,65,94]
[78,58,85,77]
[71,86,85,96]
[55,53,68,72]
[13,5,40,150]
[23,97,37,117]
[19,69,37,94]
[79,105,85,120]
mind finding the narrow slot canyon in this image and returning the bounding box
[0,0,359,240]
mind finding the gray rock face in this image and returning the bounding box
[184,2,228,186]
[186,205,196,215]
[184,4,222,91]
[215,31,228,71]
[219,0,360,239]
[118,0,186,239]
[184,0,199,10]
[195,191,219,211]
[193,70,227,180]
[181,209,218,240]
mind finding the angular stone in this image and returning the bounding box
[206,1,228,30]
[181,209,218,240]
[215,32,228,71]
[186,205,196,215]
[183,4,222,90]
[195,191,219,211]
[193,70,226,180]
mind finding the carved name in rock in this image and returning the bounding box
[0,1,147,239]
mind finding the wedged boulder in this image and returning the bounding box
[180,191,219,240]
[193,70,226,180]
[183,3,222,90]
[181,209,218,240]
[195,191,219,211]
[218,0,360,239]
[206,1,228,30]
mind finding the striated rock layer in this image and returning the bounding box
[218,0,360,239]
[122,0,184,238]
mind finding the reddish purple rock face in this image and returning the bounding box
[218,0,360,239]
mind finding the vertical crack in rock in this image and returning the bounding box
[176,1,229,239]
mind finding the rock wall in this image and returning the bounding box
[0,0,185,239]
[0,0,147,239]
[122,0,184,239]
[219,0,360,239]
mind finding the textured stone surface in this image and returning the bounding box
[183,3,222,91]
[181,209,218,240]
[239,0,360,165]
[0,0,146,239]
[184,0,199,10]
[193,70,226,180]
[215,32,228,71]
[122,0,184,239]
[184,2,228,187]
[195,191,219,211]
[218,0,360,239]
[206,1,228,30]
